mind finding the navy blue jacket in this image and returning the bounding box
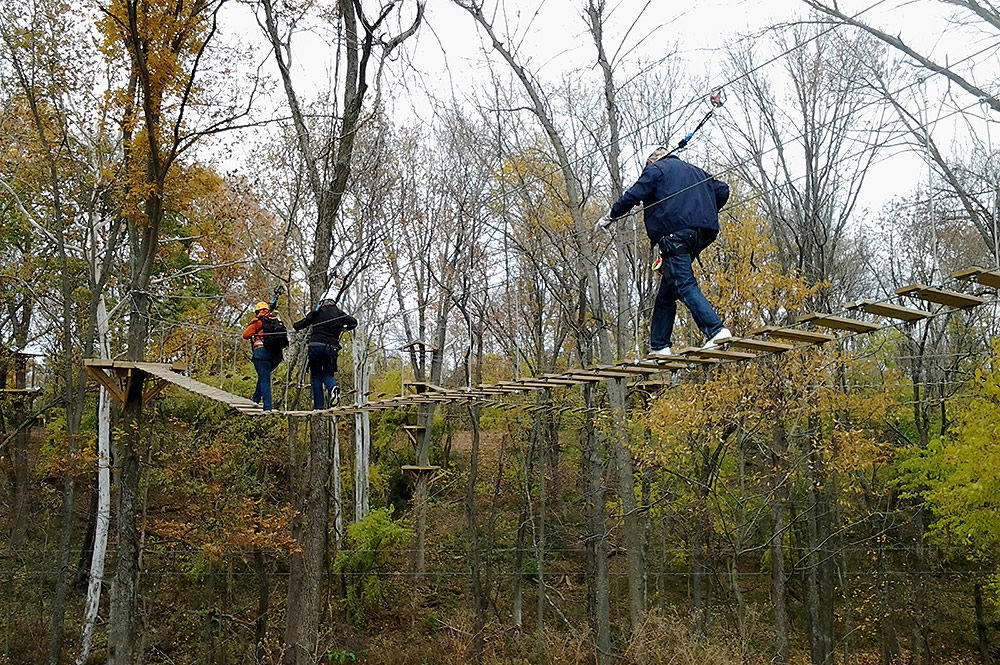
[293,304,357,349]
[609,155,729,243]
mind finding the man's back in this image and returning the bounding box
[610,155,729,243]
[294,304,358,348]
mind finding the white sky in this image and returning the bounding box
[216,0,1000,215]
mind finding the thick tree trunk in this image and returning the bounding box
[108,370,146,665]
[282,415,331,665]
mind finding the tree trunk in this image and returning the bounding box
[353,323,370,522]
[74,381,112,665]
[333,418,343,548]
[108,369,146,665]
[282,415,332,665]
[771,418,790,665]
[582,383,611,665]
[465,405,487,661]
[10,357,28,550]
[254,550,270,663]
[608,380,645,634]
[975,581,993,665]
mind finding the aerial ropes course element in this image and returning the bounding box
[664,87,726,158]
[81,266,997,417]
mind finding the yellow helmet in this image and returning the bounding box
[253,301,269,313]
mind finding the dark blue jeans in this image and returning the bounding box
[307,343,340,410]
[251,347,281,411]
[651,229,724,350]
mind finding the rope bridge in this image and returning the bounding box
[82,266,999,416]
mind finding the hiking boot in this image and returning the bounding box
[703,327,733,349]
[648,346,673,358]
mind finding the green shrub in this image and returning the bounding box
[334,507,414,625]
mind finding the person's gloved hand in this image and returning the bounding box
[593,212,614,233]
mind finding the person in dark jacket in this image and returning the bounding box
[595,147,731,357]
[293,297,358,409]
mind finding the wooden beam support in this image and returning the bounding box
[84,366,126,405]
[141,378,170,405]
[895,284,986,309]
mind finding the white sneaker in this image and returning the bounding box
[648,346,673,358]
[703,327,733,349]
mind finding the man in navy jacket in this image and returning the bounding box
[596,147,731,357]
[293,297,358,409]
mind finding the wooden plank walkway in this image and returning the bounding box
[82,266,996,417]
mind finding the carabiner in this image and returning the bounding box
[709,87,726,108]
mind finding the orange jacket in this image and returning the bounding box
[242,310,270,348]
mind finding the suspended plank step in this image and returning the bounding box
[684,347,758,361]
[655,349,720,364]
[848,300,930,322]
[401,465,440,474]
[952,266,1000,289]
[725,337,795,353]
[592,364,660,375]
[624,361,689,371]
[895,284,986,309]
[756,326,836,344]
[796,313,880,333]
[534,374,590,385]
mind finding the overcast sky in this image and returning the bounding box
[217,0,1000,215]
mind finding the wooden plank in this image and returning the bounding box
[534,375,588,385]
[624,361,689,371]
[591,364,660,375]
[579,367,635,379]
[685,348,758,361]
[758,326,836,344]
[796,313,880,333]
[657,350,719,365]
[726,338,795,353]
[952,266,1000,289]
[895,284,986,309]
[849,300,930,322]
[551,373,601,383]
[401,465,440,473]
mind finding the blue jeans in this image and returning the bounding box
[307,343,340,410]
[651,229,723,350]
[251,347,280,411]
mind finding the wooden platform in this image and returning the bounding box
[84,359,263,414]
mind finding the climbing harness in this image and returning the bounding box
[664,87,726,158]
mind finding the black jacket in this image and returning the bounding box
[609,155,729,244]
[293,304,358,349]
